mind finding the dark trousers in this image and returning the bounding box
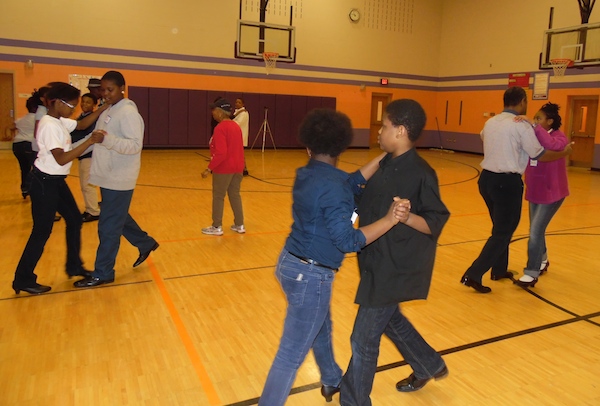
[12,141,33,194]
[92,188,156,281]
[341,304,445,406]
[465,170,523,281]
[13,169,84,287]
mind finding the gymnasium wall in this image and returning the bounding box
[0,0,599,166]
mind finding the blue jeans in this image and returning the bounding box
[524,199,564,278]
[92,188,156,281]
[465,170,523,281]
[259,249,342,406]
[341,305,445,406]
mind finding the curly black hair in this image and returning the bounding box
[539,102,562,130]
[298,109,354,157]
[385,99,426,142]
[25,96,38,113]
[46,82,80,103]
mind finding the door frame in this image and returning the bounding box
[369,93,392,148]
[0,70,16,149]
[566,95,598,167]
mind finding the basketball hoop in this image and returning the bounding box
[262,52,279,75]
[550,58,574,76]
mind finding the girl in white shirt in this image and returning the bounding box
[12,82,100,295]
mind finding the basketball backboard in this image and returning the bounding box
[540,21,600,69]
[235,20,296,63]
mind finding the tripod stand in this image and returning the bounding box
[250,107,276,152]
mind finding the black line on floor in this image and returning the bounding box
[0,279,154,301]
[223,311,600,406]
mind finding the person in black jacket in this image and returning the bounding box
[341,99,451,405]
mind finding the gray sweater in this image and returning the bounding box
[90,99,144,191]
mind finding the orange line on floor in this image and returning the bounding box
[147,257,222,406]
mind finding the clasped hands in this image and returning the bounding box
[89,130,106,144]
[389,196,411,225]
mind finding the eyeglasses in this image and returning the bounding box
[59,99,75,109]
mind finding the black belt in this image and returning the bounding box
[288,252,338,272]
[32,166,67,179]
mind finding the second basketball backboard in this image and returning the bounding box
[540,21,600,69]
[235,20,296,63]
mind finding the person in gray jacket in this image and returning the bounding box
[74,71,158,288]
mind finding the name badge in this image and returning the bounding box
[104,115,111,124]
[351,210,358,224]
[530,159,538,167]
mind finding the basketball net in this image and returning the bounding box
[550,58,573,77]
[263,52,279,75]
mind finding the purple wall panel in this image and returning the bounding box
[274,95,293,147]
[168,89,189,146]
[128,87,149,145]
[148,88,169,145]
[188,90,208,146]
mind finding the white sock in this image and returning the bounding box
[540,259,548,271]
[519,275,535,283]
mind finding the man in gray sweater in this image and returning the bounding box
[74,71,158,288]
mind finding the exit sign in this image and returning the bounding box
[380,78,389,85]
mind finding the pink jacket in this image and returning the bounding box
[524,126,569,204]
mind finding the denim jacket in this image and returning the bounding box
[284,159,368,269]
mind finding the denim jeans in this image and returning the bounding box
[465,170,523,281]
[259,249,342,406]
[340,305,445,406]
[92,188,156,281]
[13,169,83,287]
[524,198,564,277]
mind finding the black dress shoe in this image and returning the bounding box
[73,275,114,288]
[67,268,92,279]
[81,212,100,222]
[13,283,52,295]
[321,384,340,402]
[396,365,449,392]
[460,275,491,293]
[491,271,515,281]
[515,277,538,288]
[133,242,160,267]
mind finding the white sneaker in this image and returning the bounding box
[230,224,246,234]
[202,226,223,236]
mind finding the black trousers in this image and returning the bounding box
[13,168,84,287]
[12,141,33,194]
[465,170,523,282]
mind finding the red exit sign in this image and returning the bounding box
[380,78,389,85]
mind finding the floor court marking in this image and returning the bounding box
[147,256,222,406]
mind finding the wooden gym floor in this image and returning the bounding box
[0,148,599,405]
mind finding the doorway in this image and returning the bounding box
[0,72,15,148]
[369,93,392,148]
[567,96,598,167]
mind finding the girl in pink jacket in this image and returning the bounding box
[518,102,569,287]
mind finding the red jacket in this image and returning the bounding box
[208,120,245,174]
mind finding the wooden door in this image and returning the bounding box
[568,97,598,167]
[369,93,391,148]
[0,73,15,144]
